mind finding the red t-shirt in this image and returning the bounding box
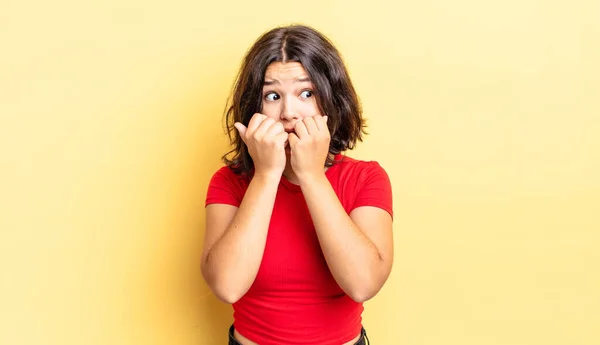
[205,154,393,345]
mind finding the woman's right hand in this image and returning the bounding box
[234,113,288,178]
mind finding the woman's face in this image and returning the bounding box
[260,61,320,133]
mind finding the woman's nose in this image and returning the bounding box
[280,98,299,121]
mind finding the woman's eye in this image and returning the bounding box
[300,90,313,99]
[265,92,280,101]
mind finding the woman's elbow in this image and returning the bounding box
[345,272,388,303]
[212,287,244,304]
[347,287,378,303]
[201,266,245,304]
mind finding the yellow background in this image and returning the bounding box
[1,1,599,344]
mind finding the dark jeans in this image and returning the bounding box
[228,325,370,345]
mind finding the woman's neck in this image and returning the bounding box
[282,162,300,185]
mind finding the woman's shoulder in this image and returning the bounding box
[205,165,251,207]
[211,164,236,178]
[208,164,251,188]
[333,155,394,217]
[333,154,389,177]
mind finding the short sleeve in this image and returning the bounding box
[205,166,247,207]
[352,162,394,218]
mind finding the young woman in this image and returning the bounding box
[201,24,394,345]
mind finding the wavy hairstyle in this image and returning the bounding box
[222,24,366,175]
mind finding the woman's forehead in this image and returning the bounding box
[264,62,309,82]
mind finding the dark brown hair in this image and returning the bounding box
[222,24,366,175]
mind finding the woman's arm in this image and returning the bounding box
[202,114,288,303]
[288,115,393,302]
[201,173,280,303]
[299,175,393,302]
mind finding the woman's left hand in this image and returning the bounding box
[288,115,330,182]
